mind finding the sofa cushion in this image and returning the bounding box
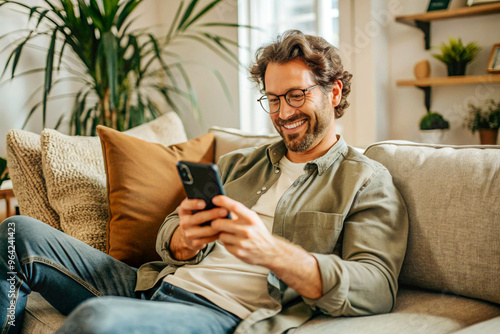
[364,142,500,305]
[23,286,500,334]
[37,112,187,251]
[209,126,280,162]
[6,130,60,229]
[98,126,215,267]
[23,292,66,333]
[295,287,500,334]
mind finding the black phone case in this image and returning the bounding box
[176,161,230,218]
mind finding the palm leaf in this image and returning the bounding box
[42,27,59,128]
[102,31,118,110]
[166,0,185,41]
[181,0,222,31]
[177,0,199,31]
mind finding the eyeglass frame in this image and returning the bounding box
[257,84,320,114]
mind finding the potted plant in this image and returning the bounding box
[432,37,481,76]
[0,0,246,135]
[464,99,500,145]
[0,157,8,188]
[419,111,450,144]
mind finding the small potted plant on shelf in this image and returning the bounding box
[419,111,450,144]
[464,99,500,145]
[432,37,481,76]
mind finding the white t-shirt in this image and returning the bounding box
[165,156,306,319]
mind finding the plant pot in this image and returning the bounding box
[447,61,468,76]
[419,129,448,144]
[478,129,498,145]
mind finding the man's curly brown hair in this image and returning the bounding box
[249,30,352,118]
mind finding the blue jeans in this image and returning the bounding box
[0,216,241,334]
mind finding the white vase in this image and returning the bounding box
[419,129,448,144]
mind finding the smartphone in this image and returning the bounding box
[176,161,231,222]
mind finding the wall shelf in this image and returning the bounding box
[396,75,500,111]
[397,74,500,87]
[395,3,500,49]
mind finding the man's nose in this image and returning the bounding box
[278,97,296,120]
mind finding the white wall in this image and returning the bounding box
[389,0,500,145]
[0,0,66,159]
[153,0,240,139]
[342,0,500,147]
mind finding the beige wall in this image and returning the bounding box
[340,0,500,148]
[0,0,240,161]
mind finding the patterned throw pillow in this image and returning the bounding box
[38,112,187,251]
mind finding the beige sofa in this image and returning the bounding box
[4,114,500,333]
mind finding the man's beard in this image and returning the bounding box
[274,97,333,152]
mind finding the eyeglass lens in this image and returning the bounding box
[260,89,307,113]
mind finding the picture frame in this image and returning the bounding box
[487,44,500,73]
[427,0,451,11]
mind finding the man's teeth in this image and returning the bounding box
[283,120,306,129]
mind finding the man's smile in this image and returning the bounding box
[282,119,306,130]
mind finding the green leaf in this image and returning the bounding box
[116,0,142,31]
[7,31,34,78]
[0,156,8,185]
[177,0,199,31]
[166,0,185,41]
[102,31,118,110]
[42,27,59,128]
[182,0,222,30]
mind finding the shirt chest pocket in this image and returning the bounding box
[292,211,343,254]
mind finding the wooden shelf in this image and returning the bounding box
[396,3,500,23]
[397,75,500,111]
[395,3,500,49]
[397,74,500,87]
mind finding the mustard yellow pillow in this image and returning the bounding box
[97,126,215,267]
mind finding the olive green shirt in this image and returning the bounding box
[136,136,409,333]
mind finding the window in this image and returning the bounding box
[238,0,339,133]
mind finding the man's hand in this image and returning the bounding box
[211,195,324,299]
[169,198,229,261]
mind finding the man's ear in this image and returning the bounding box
[331,80,343,107]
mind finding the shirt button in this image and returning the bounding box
[262,187,267,191]
[257,190,262,195]
[275,168,280,174]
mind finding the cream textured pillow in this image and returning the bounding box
[6,130,60,229]
[40,112,188,251]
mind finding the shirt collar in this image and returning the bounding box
[266,135,348,175]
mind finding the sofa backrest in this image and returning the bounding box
[209,126,280,162]
[365,141,500,305]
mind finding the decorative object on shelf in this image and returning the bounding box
[449,0,468,9]
[419,111,450,143]
[0,0,246,136]
[464,99,500,144]
[428,0,451,11]
[432,37,482,76]
[487,43,500,73]
[414,60,431,79]
[467,0,500,6]
[0,157,8,188]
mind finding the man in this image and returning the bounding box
[1,30,408,334]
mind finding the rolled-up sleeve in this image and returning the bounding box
[155,210,215,266]
[303,168,409,316]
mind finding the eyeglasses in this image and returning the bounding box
[257,85,319,114]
